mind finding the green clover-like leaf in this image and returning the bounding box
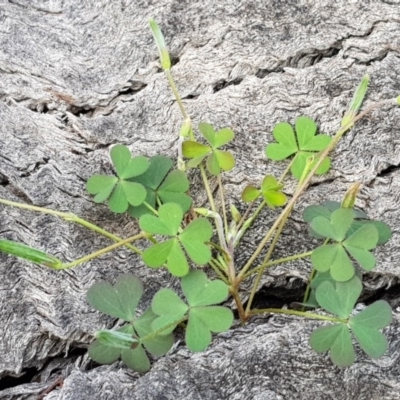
[151,271,233,352]
[265,116,332,180]
[87,275,174,373]
[310,299,392,367]
[310,324,355,367]
[87,145,149,213]
[86,274,143,321]
[140,203,213,277]
[315,275,362,319]
[182,122,235,175]
[310,208,379,281]
[127,155,192,217]
[242,175,286,208]
[303,201,391,245]
[349,300,392,358]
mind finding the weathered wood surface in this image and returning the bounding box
[0,0,399,399]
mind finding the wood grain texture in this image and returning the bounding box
[0,0,399,398]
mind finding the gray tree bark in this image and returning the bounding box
[0,0,399,399]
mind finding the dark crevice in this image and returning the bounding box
[256,67,284,79]
[0,347,87,391]
[377,162,400,177]
[308,177,336,188]
[170,55,180,67]
[0,367,38,391]
[212,77,244,93]
[19,157,50,178]
[286,46,341,69]
[0,172,9,187]
[182,93,199,100]
[362,280,400,307]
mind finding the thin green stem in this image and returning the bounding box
[62,233,146,269]
[278,157,296,183]
[237,99,395,280]
[234,200,266,247]
[199,164,216,212]
[143,201,158,215]
[208,259,230,284]
[249,307,347,324]
[165,69,189,120]
[218,175,228,236]
[0,198,142,254]
[243,251,313,279]
[245,213,289,314]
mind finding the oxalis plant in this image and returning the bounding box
[0,19,399,371]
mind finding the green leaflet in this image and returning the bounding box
[183,122,235,175]
[151,271,233,352]
[265,116,332,180]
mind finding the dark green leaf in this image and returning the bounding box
[315,276,362,318]
[86,274,143,321]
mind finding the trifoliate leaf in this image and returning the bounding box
[140,204,212,276]
[151,271,233,353]
[181,270,229,306]
[183,122,235,175]
[265,116,331,180]
[86,145,149,213]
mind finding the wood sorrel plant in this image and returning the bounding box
[0,19,398,371]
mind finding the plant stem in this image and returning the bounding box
[278,157,295,183]
[249,307,347,324]
[61,233,146,269]
[245,215,288,315]
[243,250,313,279]
[218,174,228,235]
[199,164,217,212]
[143,201,159,215]
[165,69,189,120]
[0,198,142,254]
[237,98,396,280]
[208,259,230,284]
[234,200,266,247]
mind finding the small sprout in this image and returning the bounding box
[341,75,370,128]
[341,182,362,209]
[242,175,287,208]
[95,330,139,349]
[149,18,171,70]
[230,204,241,223]
[140,203,213,276]
[0,239,63,269]
[265,116,332,180]
[183,122,235,175]
[180,118,192,138]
